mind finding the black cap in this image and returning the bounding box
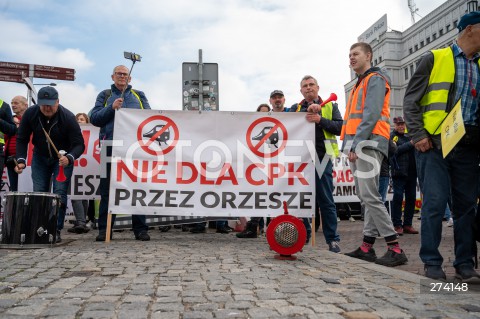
[37,86,58,106]
[457,11,480,32]
[270,90,284,98]
[393,116,405,124]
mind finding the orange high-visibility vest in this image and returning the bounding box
[340,72,390,140]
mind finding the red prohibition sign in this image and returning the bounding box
[246,117,288,158]
[137,115,179,156]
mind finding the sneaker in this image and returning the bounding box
[159,226,171,232]
[135,231,151,241]
[403,225,418,234]
[236,228,257,238]
[344,247,377,262]
[337,216,340,222]
[447,218,454,227]
[455,264,480,283]
[394,226,404,236]
[56,230,62,243]
[68,224,89,234]
[349,216,355,222]
[328,241,341,253]
[424,265,446,280]
[374,248,408,267]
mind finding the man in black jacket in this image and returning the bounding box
[389,116,418,236]
[15,86,85,243]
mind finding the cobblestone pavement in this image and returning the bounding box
[0,217,479,319]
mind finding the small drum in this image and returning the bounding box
[1,192,60,245]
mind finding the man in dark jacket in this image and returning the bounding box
[15,86,85,243]
[389,116,418,235]
[290,75,342,253]
[90,65,151,242]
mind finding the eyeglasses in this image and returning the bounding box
[115,72,129,77]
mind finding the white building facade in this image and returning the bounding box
[344,0,479,121]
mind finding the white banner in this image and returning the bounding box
[109,109,316,218]
[18,124,101,200]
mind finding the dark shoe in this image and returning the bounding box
[56,231,62,243]
[455,264,480,283]
[328,241,341,253]
[375,249,408,267]
[190,227,206,234]
[403,225,419,234]
[216,227,230,234]
[394,226,404,236]
[135,231,150,241]
[68,224,89,234]
[159,226,171,232]
[424,265,446,280]
[236,229,257,238]
[95,231,113,242]
[345,247,377,262]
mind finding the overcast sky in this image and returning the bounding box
[0,0,446,116]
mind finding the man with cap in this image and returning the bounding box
[289,75,342,252]
[389,116,418,236]
[269,90,289,112]
[404,11,480,281]
[15,86,85,243]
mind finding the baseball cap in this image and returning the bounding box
[37,86,59,106]
[270,90,284,98]
[393,116,405,124]
[457,11,480,32]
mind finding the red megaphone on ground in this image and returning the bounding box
[320,93,337,107]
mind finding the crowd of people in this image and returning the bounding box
[1,11,479,282]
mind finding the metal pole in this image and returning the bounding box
[198,49,204,111]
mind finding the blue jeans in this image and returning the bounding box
[391,176,417,227]
[416,146,479,267]
[98,160,148,235]
[31,154,73,231]
[316,158,340,244]
[378,176,389,203]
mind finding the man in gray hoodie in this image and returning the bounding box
[340,42,407,267]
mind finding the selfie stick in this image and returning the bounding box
[120,52,141,100]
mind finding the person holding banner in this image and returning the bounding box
[341,42,407,267]
[14,86,85,243]
[90,65,151,242]
[290,76,342,252]
[4,95,26,191]
[403,11,480,281]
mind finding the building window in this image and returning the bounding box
[414,44,419,51]
[446,24,451,32]
[420,41,425,47]
[439,28,444,36]
[433,33,437,40]
[404,67,409,80]
[379,56,382,62]
[410,64,414,76]
[409,48,413,54]
[454,20,458,28]
[374,59,378,65]
[426,36,431,44]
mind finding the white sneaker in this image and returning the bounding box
[337,217,340,222]
[447,218,454,227]
[349,216,355,222]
